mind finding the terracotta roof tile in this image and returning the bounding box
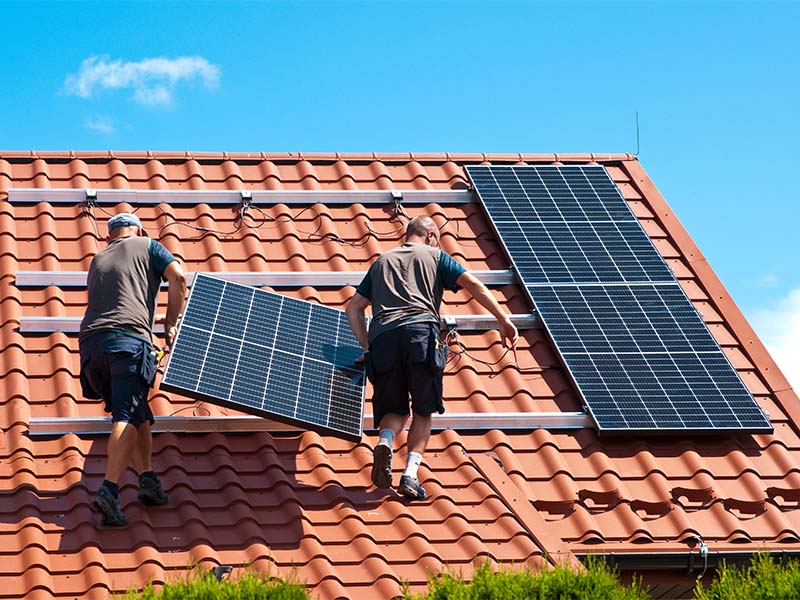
[0,152,797,598]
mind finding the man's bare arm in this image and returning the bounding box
[456,271,519,348]
[345,292,371,353]
[163,260,187,349]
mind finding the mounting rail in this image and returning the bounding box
[19,313,541,333]
[8,188,474,205]
[28,412,592,436]
[15,269,517,289]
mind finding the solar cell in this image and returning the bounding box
[161,274,366,441]
[467,164,771,434]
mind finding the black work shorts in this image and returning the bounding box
[79,331,157,428]
[365,322,447,429]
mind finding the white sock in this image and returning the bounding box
[379,428,395,445]
[403,452,423,479]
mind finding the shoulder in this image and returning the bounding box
[147,238,168,252]
[147,239,176,274]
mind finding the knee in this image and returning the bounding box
[410,412,433,426]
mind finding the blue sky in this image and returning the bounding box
[1,1,798,386]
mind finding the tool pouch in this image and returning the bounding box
[140,347,158,387]
[428,330,448,375]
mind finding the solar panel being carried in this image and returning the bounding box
[161,274,366,441]
[467,164,771,434]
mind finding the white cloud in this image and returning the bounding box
[84,115,115,135]
[750,287,800,392]
[759,272,779,287]
[65,55,220,106]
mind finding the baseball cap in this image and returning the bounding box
[107,212,143,233]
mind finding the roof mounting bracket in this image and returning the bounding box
[84,188,97,208]
[390,190,404,217]
[211,566,233,581]
[239,190,253,211]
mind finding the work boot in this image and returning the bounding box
[371,439,393,489]
[398,475,426,500]
[94,486,127,526]
[138,473,169,506]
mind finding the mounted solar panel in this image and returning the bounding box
[533,283,769,431]
[161,274,366,441]
[467,165,673,284]
[467,164,771,434]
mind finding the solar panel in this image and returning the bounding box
[562,352,768,431]
[531,283,767,432]
[467,164,771,434]
[468,165,673,284]
[467,164,635,223]
[161,274,366,441]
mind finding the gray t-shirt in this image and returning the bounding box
[356,242,466,343]
[80,236,175,342]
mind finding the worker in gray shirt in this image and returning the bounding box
[346,216,518,500]
[79,213,187,526]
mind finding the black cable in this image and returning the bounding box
[168,403,215,417]
[85,194,416,248]
[81,204,104,252]
[156,204,250,239]
[444,329,556,378]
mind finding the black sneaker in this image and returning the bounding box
[398,475,426,500]
[371,440,393,489]
[138,475,169,506]
[94,486,127,526]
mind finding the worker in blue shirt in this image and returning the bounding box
[346,216,518,500]
[79,213,187,526]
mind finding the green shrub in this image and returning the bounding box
[403,556,648,600]
[120,568,311,600]
[694,552,800,600]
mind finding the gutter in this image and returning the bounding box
[576,549,800,577]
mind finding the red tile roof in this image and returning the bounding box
[1,151,797,599]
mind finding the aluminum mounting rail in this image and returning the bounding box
[19,313,541,333]
[15,269,517,288]
[28,412,592,436]
[8,188,474,205]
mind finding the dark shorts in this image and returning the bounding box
[79,330,157,428]
[365,322,447,429]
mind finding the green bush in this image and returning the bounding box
[403,556,648,600]
[120,568,311,600]
[694,553,800,600]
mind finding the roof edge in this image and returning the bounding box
[0,150,638,164]
[621,161,800,421]
[578,549,800,573]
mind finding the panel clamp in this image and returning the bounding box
[442,315,458,332]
